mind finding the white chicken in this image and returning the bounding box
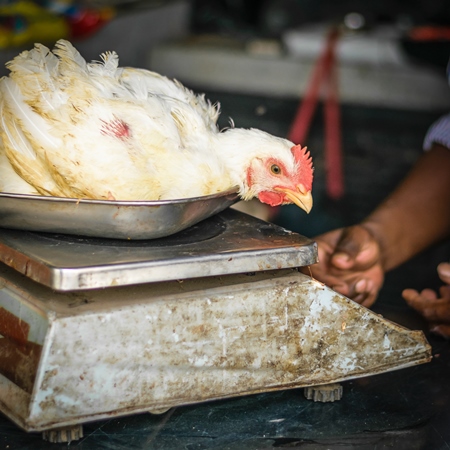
[0,40,313,213]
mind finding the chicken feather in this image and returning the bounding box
[119,68,220,132]
[92,51,120,77]
[6,46,66,116]
[0,103,64,195]
[0,77,60,149]
[0,39,314,212]
[53,39,88,75]
[0,137,38,194]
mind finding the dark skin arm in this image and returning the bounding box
[310,144,450,333]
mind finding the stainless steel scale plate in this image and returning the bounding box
[0,209,317,291]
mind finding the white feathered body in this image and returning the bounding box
[0,40,313,211]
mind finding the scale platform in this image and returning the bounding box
[0,209,432,440]
[0,208,317,291]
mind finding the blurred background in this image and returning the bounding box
[1,0,450,297]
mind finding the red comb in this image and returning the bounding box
[291,145,314,190]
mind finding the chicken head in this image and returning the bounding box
[247,144,313,213]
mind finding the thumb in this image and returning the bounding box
[331,225,379,270]
[437,262,450,285]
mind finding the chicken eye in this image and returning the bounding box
[271,164,281,175]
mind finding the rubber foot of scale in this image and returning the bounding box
[304,382,343,402]
[42,424,84,443]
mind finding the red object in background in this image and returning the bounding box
[408,25,450,42]
[288,26,344,201]
[67,7,114,39]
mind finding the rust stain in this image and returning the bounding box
[191,324,209,336]
[0,339,42,393]
[0,307,42,393]
[0,307,30,346]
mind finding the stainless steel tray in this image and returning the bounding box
[0,188,240,240]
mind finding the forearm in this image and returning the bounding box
[361,144,450,272]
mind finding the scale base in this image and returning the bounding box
[0,264,431,435]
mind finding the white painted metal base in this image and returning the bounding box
[0,265,431,433]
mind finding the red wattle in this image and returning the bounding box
[258,191,283,207]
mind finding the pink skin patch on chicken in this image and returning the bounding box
[100,118,131,140]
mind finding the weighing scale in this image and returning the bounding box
[0,208,431,442]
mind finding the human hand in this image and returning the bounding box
[402,262,450,338]
[310,224,385,307]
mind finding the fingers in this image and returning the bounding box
[314,231,346,262]
[309,265,352,297]
[342,260,384,306]
[340,277,378,307]
[354,278,378,308]
[309,260,367,300]
[312,225,376,271]
[403,288,437,302]
[403,288,450,322]
[331,227,366,267]
[311,225,384,307]
[439,284,450,299]
[402,263,450,338]
[428,323,450,339]
[310,264,379,306]
[438,262,450,285]
[331,252,353,270]
[330,225,381,271]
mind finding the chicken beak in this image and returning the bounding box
[276,185,313,213]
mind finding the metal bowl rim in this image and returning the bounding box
[0,186,240,206]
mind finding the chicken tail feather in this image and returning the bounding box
[0,77,60,150]
[53,39,87,75]
[0,102,36,160]
[88,50,120,78]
